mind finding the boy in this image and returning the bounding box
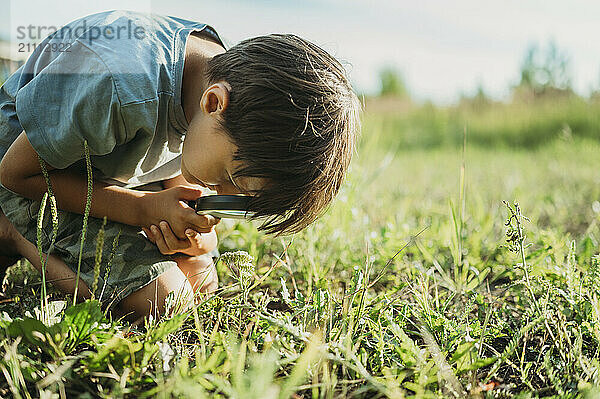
[0,10,361,320]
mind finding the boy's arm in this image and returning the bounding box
[0,131,219,237]
[0,131,148,227]
[162,174,192,190]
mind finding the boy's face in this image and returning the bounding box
[180,82,266,196]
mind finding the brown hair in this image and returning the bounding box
[205,34,361,236]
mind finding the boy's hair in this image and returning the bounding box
[206,33,361,236]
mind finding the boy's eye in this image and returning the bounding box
[226,170,246,193]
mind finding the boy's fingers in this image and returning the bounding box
[151,225,172,255]
[185,213,219,233]
[185,229,204,247]
[177,186,207,201]
[185,228,201,240]
[159,221,186,249]
[142,227,154,243]
[194,213,220,227]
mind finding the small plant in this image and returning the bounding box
[35,154,59,325]
[219,250,255,302]
[73,140,93,304]
[90,216,107,300]
[502,200,540,313]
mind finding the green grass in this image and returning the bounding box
[2,98,600,397]
[367,95,600,150]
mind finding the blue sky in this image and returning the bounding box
[1,0,599,104]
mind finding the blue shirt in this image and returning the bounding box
[0,10,226,188]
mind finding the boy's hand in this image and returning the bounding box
[142,222,215,256]
[142,186,220,239]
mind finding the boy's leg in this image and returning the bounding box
[0,184,219,320]
[1,206,196,319]
[174,254,219,295]
[0,208,91,301]
[114,265,194,321]
[114,250,219,320]
[0,212,21,276]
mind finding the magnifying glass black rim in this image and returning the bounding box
[190,194,254,212]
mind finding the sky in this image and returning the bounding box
[1,0,599,104]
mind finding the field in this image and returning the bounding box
[2,94,600,398]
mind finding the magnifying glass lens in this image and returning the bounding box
[197,209,255,219]
[191,195,257,220]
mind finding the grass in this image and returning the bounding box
[366,94,600,150]
[2,95,600,397]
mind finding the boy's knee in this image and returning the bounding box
[175,254,218,294]
[116,265,194,321]
[196,229,218,255]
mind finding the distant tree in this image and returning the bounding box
[519,45,538,88]
[515,40,573,98]
[459,81,491,110]
[378,66,409,98]
[473,82,490,105]
[588,69,600,101]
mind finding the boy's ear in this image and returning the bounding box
[201,81,231,115]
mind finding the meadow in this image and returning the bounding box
[1,93,600,398]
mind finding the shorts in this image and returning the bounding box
[0,182,219,308]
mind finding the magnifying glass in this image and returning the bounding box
[187,195,257,220]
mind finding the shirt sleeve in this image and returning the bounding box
[14,40,127,169]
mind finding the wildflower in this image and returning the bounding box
[220,250,255,296]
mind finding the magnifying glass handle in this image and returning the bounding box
[186,199,197,209]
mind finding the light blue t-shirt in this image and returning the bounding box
[0,10,226,188]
